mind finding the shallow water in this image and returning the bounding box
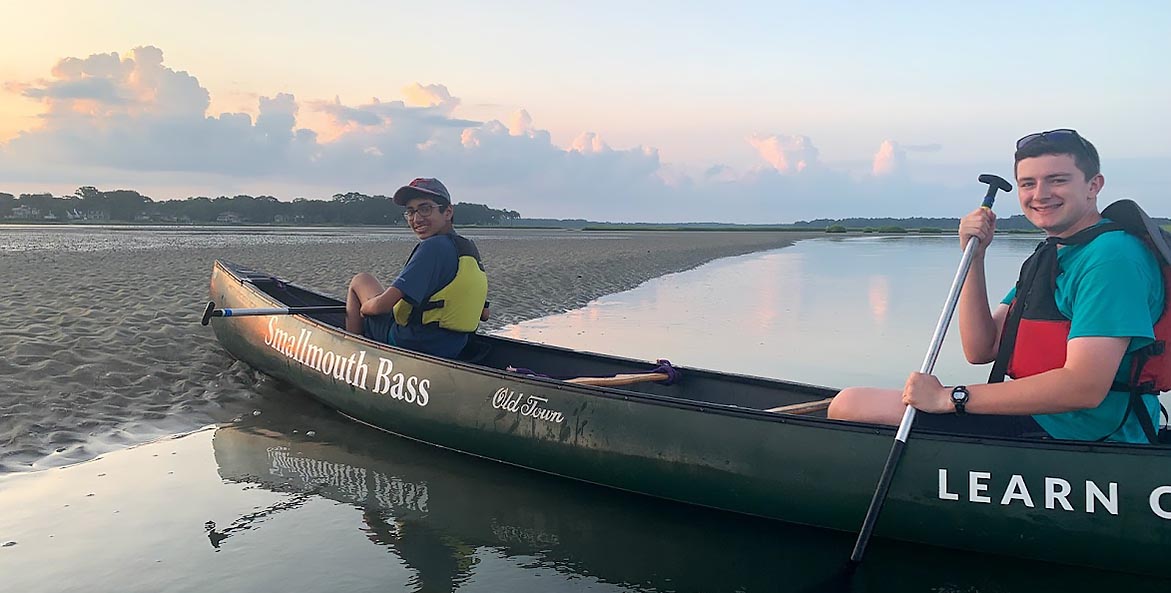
[498,235,1037,387]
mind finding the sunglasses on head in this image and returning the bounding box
[1016,128,1090,151]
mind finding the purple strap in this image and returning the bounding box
[650,359,680,385]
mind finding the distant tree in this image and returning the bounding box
[18,192,56,213]
[825,225,848,234]
[104,189,152,220]
[75,186,102,201]
[6,185,521,225]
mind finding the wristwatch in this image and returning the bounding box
[950,385,970,415]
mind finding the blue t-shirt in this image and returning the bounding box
[388,234,469,358]
[1000,220,1164,442]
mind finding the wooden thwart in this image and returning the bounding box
[566,372,670,387]
[766,397,834,415]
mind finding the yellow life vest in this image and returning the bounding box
[393,233,487,333]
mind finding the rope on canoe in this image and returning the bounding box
[507,359,681,386]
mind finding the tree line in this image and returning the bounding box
[0,187,522,226]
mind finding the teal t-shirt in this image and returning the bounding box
[1000,220,1164,443]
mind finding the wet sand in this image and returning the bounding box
[0,228,817,473]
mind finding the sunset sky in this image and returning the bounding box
[1,1,1169,222]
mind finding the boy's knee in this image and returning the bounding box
[349,272,376,287]
[827,388,861,420]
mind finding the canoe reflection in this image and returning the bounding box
[210,396,1166,593]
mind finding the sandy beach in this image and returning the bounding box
[0,227,818,473]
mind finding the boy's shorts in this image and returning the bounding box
[362,314,396,345]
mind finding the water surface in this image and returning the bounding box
[498,235,1041,389]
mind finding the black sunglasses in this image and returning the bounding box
[1016,128,1090,151]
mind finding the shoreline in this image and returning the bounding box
[0,229,820,474]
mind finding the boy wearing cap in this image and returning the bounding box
[345,178,490,359]
[828,130,1166,443]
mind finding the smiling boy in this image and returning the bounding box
[345,178,489,359]
[829,130,1165,443]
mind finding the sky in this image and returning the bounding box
[1,1,1169,223]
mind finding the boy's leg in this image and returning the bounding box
[827,387,906,425]
[346,273,385,334]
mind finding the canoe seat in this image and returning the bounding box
[765,397,834,415]
[566,372,670,387]
[512,359,680,388]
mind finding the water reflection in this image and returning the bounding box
[209,394,1164,593]
[498,235,1043,389]
[867,275,890,326]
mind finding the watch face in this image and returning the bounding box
[951,388,967,403]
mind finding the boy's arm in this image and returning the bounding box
[361,286,405,316]
[906,336,1128,415]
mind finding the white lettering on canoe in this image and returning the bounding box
[263,318,427,405]
[1086,481,1118,515]
[937,469,1135,515]
[969,471,992,504]
[1045,478,1074,511]
[938,469,959,501]
[1150,486,1171,519]
[374,357,394,393]
[492,387,564,424]
[1000,475,1034,508]
[370,356,429,406]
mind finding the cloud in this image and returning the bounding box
[1,45,1006,222]
[314,97,384,127]
[14,77,128,103]
[872,140,906,176]
[570,132,610,154]
[508,109,535,136]
[309,93,480,141]
[748,134,819,173]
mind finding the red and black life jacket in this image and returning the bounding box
[988,200,1171,443]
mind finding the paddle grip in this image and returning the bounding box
[977,173,1012,210]
[201,301,219,326]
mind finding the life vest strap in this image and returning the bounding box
[408,298,445,326]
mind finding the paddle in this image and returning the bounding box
[848,173,1013,564]
[201,301,346,326]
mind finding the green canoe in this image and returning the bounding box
[206,260,1171,577]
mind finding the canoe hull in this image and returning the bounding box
[208,260,1171,576]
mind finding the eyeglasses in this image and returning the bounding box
[1016,128,1090,151]
[402,203,445,219]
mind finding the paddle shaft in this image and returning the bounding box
[849,173,1010,563]
[849,234,981,561]
[201,301,345,326]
